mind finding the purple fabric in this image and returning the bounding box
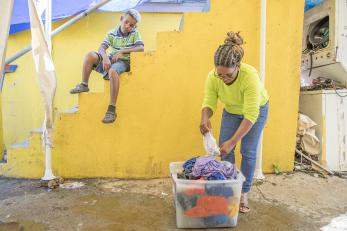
[192,155,237,180]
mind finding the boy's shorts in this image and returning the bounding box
[93,52,130,78]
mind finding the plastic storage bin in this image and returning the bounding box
[170,161,245,228]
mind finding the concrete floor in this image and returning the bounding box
[0,172,346,231]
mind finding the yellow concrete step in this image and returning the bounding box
[0,132,44,178]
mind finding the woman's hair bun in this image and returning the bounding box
[224,31,243,46]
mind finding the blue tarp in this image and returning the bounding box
[10,0,144,35]
[10,0,94,34]
[305,0,324,11]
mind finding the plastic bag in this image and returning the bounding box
[203,131,220,156]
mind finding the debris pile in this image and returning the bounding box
[296,113,320,159]
[40,177,85,190]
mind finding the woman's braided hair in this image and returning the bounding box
[214,31,244,68]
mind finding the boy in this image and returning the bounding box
[70,9,144,123]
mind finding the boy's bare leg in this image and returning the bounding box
[102,68,119,123]
[70,52,100,94]
[82,52,100,84]
[109,68,120,106]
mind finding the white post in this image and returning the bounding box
[28,0,56,181]
[42,0,54,180]
[42,138,55,180]
[45,0,52,54]
[254,0,267,180]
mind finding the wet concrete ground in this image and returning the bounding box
[0,173,346,231]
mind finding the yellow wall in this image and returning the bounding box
[1,0,304,178]
[264,1,303,172]
[0,133,44,178]
[3,12,182,147]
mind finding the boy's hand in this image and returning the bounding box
[111,52,124,63]
[103,59,111,72]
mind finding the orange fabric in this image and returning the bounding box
[185,196,229,217]
[184,187,205,196]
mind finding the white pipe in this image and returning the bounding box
[28,0,56,181]
[42,143,55,180]
[254,0,267,180]
[45,0,52,54]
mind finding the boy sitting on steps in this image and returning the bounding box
[70,9,144,124]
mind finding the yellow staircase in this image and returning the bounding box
[0,131,44,178]
[0,0,305,178]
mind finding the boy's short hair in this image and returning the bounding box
[125,9,141,23]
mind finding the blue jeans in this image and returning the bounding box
[219,102,269,193]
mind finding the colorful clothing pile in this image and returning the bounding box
[175,156,239,227]
[177,155,237,180]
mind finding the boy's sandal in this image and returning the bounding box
[103,74,110,81]
[70,84,89,94]
[239,202,250,213]
[102,111,116,123]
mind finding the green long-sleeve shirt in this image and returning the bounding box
[202,63,269,124]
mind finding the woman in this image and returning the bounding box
[200,31,269,213]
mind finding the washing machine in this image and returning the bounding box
[301,0,347,86]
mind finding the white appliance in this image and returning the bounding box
[301,0,347,86]
[300,90,347,171]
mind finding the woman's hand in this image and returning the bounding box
[200,118,211,135]
[200,107,213,135]
[220,139,236,155]
[220,119,253,154]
